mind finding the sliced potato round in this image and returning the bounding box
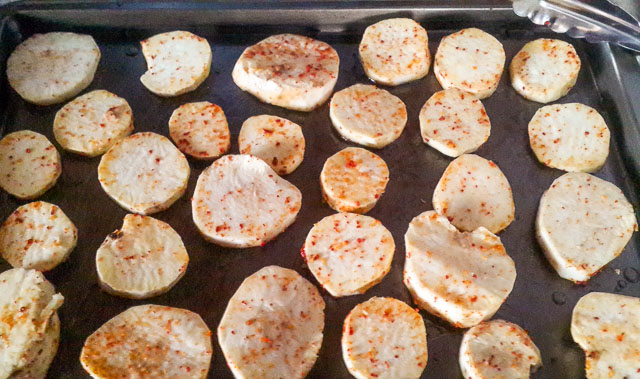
[320,147,389,213]
[342,297,428,379]
[510,39,581,103]
[419,88,490,157]
[329,84,407,149]
[404,211,516,328]
[359,18,430,86]
[302,212,394,297]
[0,130,61,200]
[53,90,133,157]
[238,115,305,175]
[0,201,77,271]
[192,154,302,247]
[232,34,339,111]
[529,103,610,172]
[98,132,190,215]
[169,101,230,160]
[218,265,325,379]
[571,292,640,379]
[537,173,637,282]
[433,154,514,233]
[0,268,64,379]
[6,32,100,106]
[140,31,212,97]
[434,28,505,99]
[96,214,188,299]
[460,320,541,379]
[81,304,212,378]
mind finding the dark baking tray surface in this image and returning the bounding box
[1,2,639,378]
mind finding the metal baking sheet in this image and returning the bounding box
[1,2,639,378]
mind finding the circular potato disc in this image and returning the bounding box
[232,34,339,111]
[342,297,428,379]
[434,28,505,99]
[81,304,212,378]
[303,212,395,297]
[419,88,490,157]
[192,154,302,247]
[0,268,64,379]
[218,266,325,379]
[53,90,133,157]
[96,214,189,299]
[320,147,389,213]
[329,84,407,149]
[98,132,190,215]
[140,31,212,97]
[238,115,305,175]
[510,39,581,103]
[0,201,77,271]
[0,130,61,200]
[359,18,430,86]
[169,101,230,160]
[6,32,100,105]
[528,103,609,172]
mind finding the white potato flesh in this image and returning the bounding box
[98,132,190,215]
[460,320,542,379]
[96,214,189,299]
[0,201,77,271]
[434,28,505,99]
[419,88,490,157]
[232,34,339,111]
[329,84,407,148]
[192,154,302,248]
[571,292,640,379]
[342,297,428,379]
[7,32,100,105]
[433,154,515,233]
[303,212,395,297]
[238,115,305,175]
[0,268,64,379]
[528,103,610,172]
[81,304,212,379]
[320,147,389,214]
[169,101,230,160]
[536,173,637,282]
[218,265,325,379]
[140,31,211,96]
[0,130,61,200]
[404,211,516,328]
[53,90,134,157]
[359,18,430,86]
[510,38,581,103]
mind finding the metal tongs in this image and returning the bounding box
[512,0,640,52]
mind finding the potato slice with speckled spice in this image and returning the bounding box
[232,34,339,111]
[169,102,230,160]
[571,292,640,379]
[0,201,77,271]
[404,211,516,328]
[434,28,505,99]
[330,84,407,149]
[238,115,305,175]
[218,266,325,379]
[460,320,541,379]
[359,18,430,86]
[320,147,389,214]
[510,39,581,103]
[0,130,61,200]
[81,304,212,378]
[302,212,394,297]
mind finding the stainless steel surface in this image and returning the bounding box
[0,2,639,378]
[513,0,640,52]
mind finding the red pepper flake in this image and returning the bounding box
[346,160,357,168]
[439,116,445,121]
[349,327,354,335]
[300,247,306,260]
[470,295,478,302]
[25,148,31,153]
